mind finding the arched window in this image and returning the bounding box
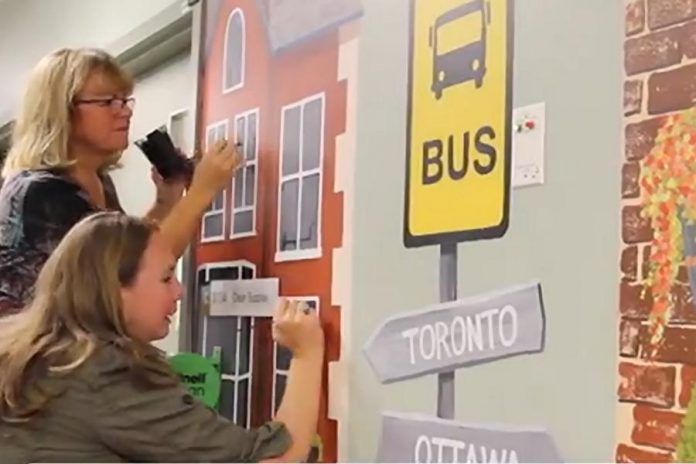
[223,8,245,92]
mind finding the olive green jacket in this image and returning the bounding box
[0,343,291,463]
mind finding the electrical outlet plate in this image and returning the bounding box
[511,102,546,188]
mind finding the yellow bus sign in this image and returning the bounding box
[404,0,514,247]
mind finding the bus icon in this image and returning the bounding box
[429,0,492,99]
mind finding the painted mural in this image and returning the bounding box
[191,0,362,461]
[619,0,696,460]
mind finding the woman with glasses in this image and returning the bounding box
[0,48,243,316]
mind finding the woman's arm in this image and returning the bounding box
[144,201,172,223]
[157,187,216,258]
[103,170,178,223]
[154,140,243,258]
[92,348,292,462]
[267,351,324,462]
[143,168,186,223]
[264,299,325,462]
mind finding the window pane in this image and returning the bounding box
[207,189,223,212]
[233,210,253,235]
[210,267,239,280]
[213,191,224,210]
[217,125,227,142]
[197,285,209,353]
[306,299,318,312]
[205,316,238,374]
[241,266,254,280]
[220,379,236,421]
[282,107,300,176]
[203,213,223,238]
[244,165,255,207]
[198,283,209,308]
[196,278,209,353]
[236,378,249,427]
[302,99,322,171]
[299,174,320,250]
[279,179,299,251]
[236,116,245,147]
[226,13,243,89]
[247,113,257,160]
[238,317,252,375]
[234,169,244,208]
[308,443,321,463]
[274,374,287,414]
[276,344,292,371]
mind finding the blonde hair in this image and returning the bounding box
[0,212,176,421]
[1,48,133,177]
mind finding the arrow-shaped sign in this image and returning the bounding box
[364,282,545,384]
[377,412,563,463]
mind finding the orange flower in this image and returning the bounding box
[638,108,696,347]
[664,139,676,155]
[653,298,668,315]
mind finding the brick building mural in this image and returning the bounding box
[191,0,362,461]
[618,0,696,461]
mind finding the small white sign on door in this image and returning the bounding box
[209,278,279,317]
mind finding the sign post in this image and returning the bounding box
[403,0,513,248]
[403,0,515,420]
[364,282,545,384]
[365,1,561,460]
[364,282,561,463]
[377,412,563,463]
[438,242,457,419]
[364,283,558,462]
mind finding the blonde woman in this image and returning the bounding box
[0,48,242,315]
[0,212,324,462]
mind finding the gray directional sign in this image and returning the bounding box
[377,412,563,463]
[364,282,545,384]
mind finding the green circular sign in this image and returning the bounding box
[169,352,221,409]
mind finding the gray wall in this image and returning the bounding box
[349,0,622,461]
[0,0,178,123]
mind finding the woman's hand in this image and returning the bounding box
[153,140,243,258]
[151,167,186,209]
[272,298,324,360]
[147,148,191,220]
[266,298,324,463]
[188,139,244,202]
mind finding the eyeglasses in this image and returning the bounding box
[73,96,136,111]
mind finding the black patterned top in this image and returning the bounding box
[0,169,123,315]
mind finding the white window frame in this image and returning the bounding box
[271,296,320,416]
[230,108,259,239]
[275,93,325,262]
[222,8,246,94]
[166,108,189,145]
[201,120,229,243]
[163,107,189,337]
[198,260,256,428]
